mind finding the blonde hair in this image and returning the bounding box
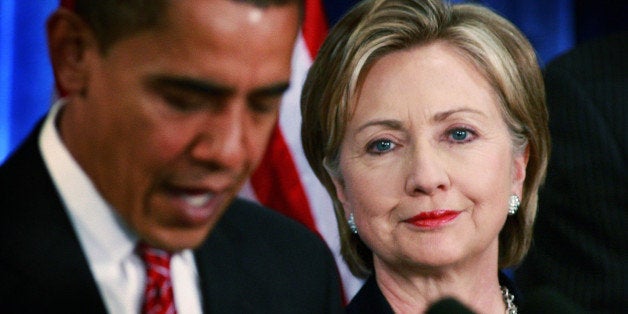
[301,0,549,278]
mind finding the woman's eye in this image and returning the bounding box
[368,139,396,154]
[452,129,468,141]
[448,128,476,143]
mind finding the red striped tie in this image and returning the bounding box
[138,243,177,314]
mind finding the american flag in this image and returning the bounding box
[238,0,364,300]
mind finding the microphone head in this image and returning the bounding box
[426,297,476,314]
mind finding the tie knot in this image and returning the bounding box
[138,242,172,272]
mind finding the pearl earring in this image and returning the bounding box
[347,213,358,234]
[508,195,520,215]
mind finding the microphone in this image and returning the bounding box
[426,297,476,314]
[520,287,587,314]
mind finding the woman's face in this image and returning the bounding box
[333,42,528,271]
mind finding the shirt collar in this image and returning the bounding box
[39,99,138,265]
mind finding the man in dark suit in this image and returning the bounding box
[0,0,344,313]
[515,32,627,313]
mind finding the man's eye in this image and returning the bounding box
[367,139,396,154]
[162,93,206,112]
[249,99,281,114]
[164,95,190,110]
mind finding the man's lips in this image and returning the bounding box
[181,192,213,208]
[404,210,461,228]
[163,187,226,226]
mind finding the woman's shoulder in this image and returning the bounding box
[347,272,521,313]
[499,270,522,307]
[346,275,394,314]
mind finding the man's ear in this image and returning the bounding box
[47,8,96,97]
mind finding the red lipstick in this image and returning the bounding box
[405,210,460,228]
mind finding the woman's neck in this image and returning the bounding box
[373,246,506,313]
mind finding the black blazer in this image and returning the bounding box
[346,271,520,313]
[0,125,345,314]
[515,32,628,313]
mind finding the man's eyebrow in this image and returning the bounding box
[250,82,291,98]
[147,75,290,98]
[147,75,234,97]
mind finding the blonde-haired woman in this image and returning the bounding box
[301,0,550,312]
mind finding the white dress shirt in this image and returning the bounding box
[39,100,203,314]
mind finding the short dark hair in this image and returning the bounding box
[70,0,303,53]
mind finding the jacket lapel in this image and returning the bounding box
[1,125,107,313]
[194,209,270,313]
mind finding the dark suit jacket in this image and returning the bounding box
[515,32,628,313]
[0,125,345,314]
[346,272,520,313]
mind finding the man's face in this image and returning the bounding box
[62,0,299,251]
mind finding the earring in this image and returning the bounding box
[348,213,358,234]
[508,195,520,215]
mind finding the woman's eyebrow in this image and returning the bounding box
[432,107,485,122]
[357,119,403,133]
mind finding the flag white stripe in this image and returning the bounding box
[240,31,364,300]
[277,33,364,300]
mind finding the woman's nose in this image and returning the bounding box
[404,142,450,196]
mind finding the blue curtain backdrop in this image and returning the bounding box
[0,0,626,163]
[1,0,57,163]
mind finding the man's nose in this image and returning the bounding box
[189,103,249,171]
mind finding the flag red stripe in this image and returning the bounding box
[302,0,329,58]
[250,0,329,233]
[250,0,352,302]
[250,125,318,233]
